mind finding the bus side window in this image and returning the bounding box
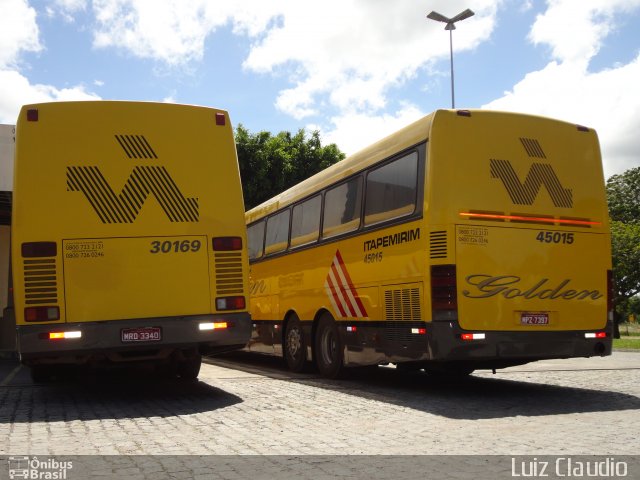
[265,209,290,255]
[364,152,418,226]
[322,177,363,239]
[291,195,321,248]
[247,221,265,260]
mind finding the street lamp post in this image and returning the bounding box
[427,8,474,109]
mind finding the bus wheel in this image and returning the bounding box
[177,354,201,381]
[314,313,344,379]
[284,315,307,372]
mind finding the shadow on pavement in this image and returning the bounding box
[210,351,640,421]
[0,359,243,424]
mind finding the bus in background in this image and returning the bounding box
[7,101,251,381]
[0,124,14,354]
[245,109,612,378]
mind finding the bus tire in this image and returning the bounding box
[314,313,344,379]
[284,314,307,372]
[177,354,201,381]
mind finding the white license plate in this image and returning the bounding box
[521,313,549,325]
[121,327,162,342]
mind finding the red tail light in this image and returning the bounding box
[216,296,246,311]
[22,241,57,257]
[431,264,458,321]
[25,306,60,322]
[212,237,242,251]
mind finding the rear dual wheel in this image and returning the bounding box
[314,313,344,379]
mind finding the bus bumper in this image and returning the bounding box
[340,320,613,370]
[424,321,613,369]
[17,313,251,366]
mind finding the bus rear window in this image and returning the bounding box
[364,152,418,226]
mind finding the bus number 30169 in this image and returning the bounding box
[536,231,574,244]
[150,239,202,254]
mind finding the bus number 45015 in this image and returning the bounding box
[536,231,574,244]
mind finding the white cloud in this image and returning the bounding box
[0,70,100,124]
[313,104,426,156]
[49,0,88,21]
[0,0,99,124]
[484,0,640,177]
[86,0,500,119]
[91,0,281,65]
[529,0,640,64]
[0,0,42,68]
[244,0,500,119]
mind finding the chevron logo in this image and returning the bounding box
[324,250,368,318]
[490,159,573,208]
[67,166,199,223]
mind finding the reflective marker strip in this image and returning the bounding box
[49,331,81,340]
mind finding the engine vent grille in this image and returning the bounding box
[384,287,421,322]
[214,252,244,295]
[23,259,58,305]
[430,231,447,259]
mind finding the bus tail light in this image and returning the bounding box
[585,332,607,339]
[25,306,60,322]
[199,322,228,331]
[48,331,81,340]
[411,328,427,335]
[21,241,57,257]
[216,296,245,311]
[431,264,458,321]
[212,237,242,251]
[461,333,486,341]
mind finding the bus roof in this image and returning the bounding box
[246,112,436,223]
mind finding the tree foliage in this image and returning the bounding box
[606,167,640,323]
[607,167,640,224]
[235,125,345,210]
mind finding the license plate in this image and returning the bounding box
[121,327,162,342]
[521,313,549,325]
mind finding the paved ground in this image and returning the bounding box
[0,351,638,458]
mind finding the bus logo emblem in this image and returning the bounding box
[490,159,573,208]
[67,165,199,223]
[324,250,368,318]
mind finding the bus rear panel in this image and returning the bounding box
[11,101,251,376]
[425,110,612,370]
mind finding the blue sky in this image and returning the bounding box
[1,0,639,178]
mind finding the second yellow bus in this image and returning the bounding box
[246,109,612,378]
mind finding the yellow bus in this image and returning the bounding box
[245,109,612,378]
[7,101,251,381]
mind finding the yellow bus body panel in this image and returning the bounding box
[456,226,608,331]
[13,101,247,325]
[428,110,610,332]
[249,220,425,325]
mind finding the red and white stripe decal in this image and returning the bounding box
[324,250,368,318]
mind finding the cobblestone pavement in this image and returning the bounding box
[0,352,639,457]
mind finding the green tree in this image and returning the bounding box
[606,167,640,225]
[235,125,345,210]
[606,167,640,330]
